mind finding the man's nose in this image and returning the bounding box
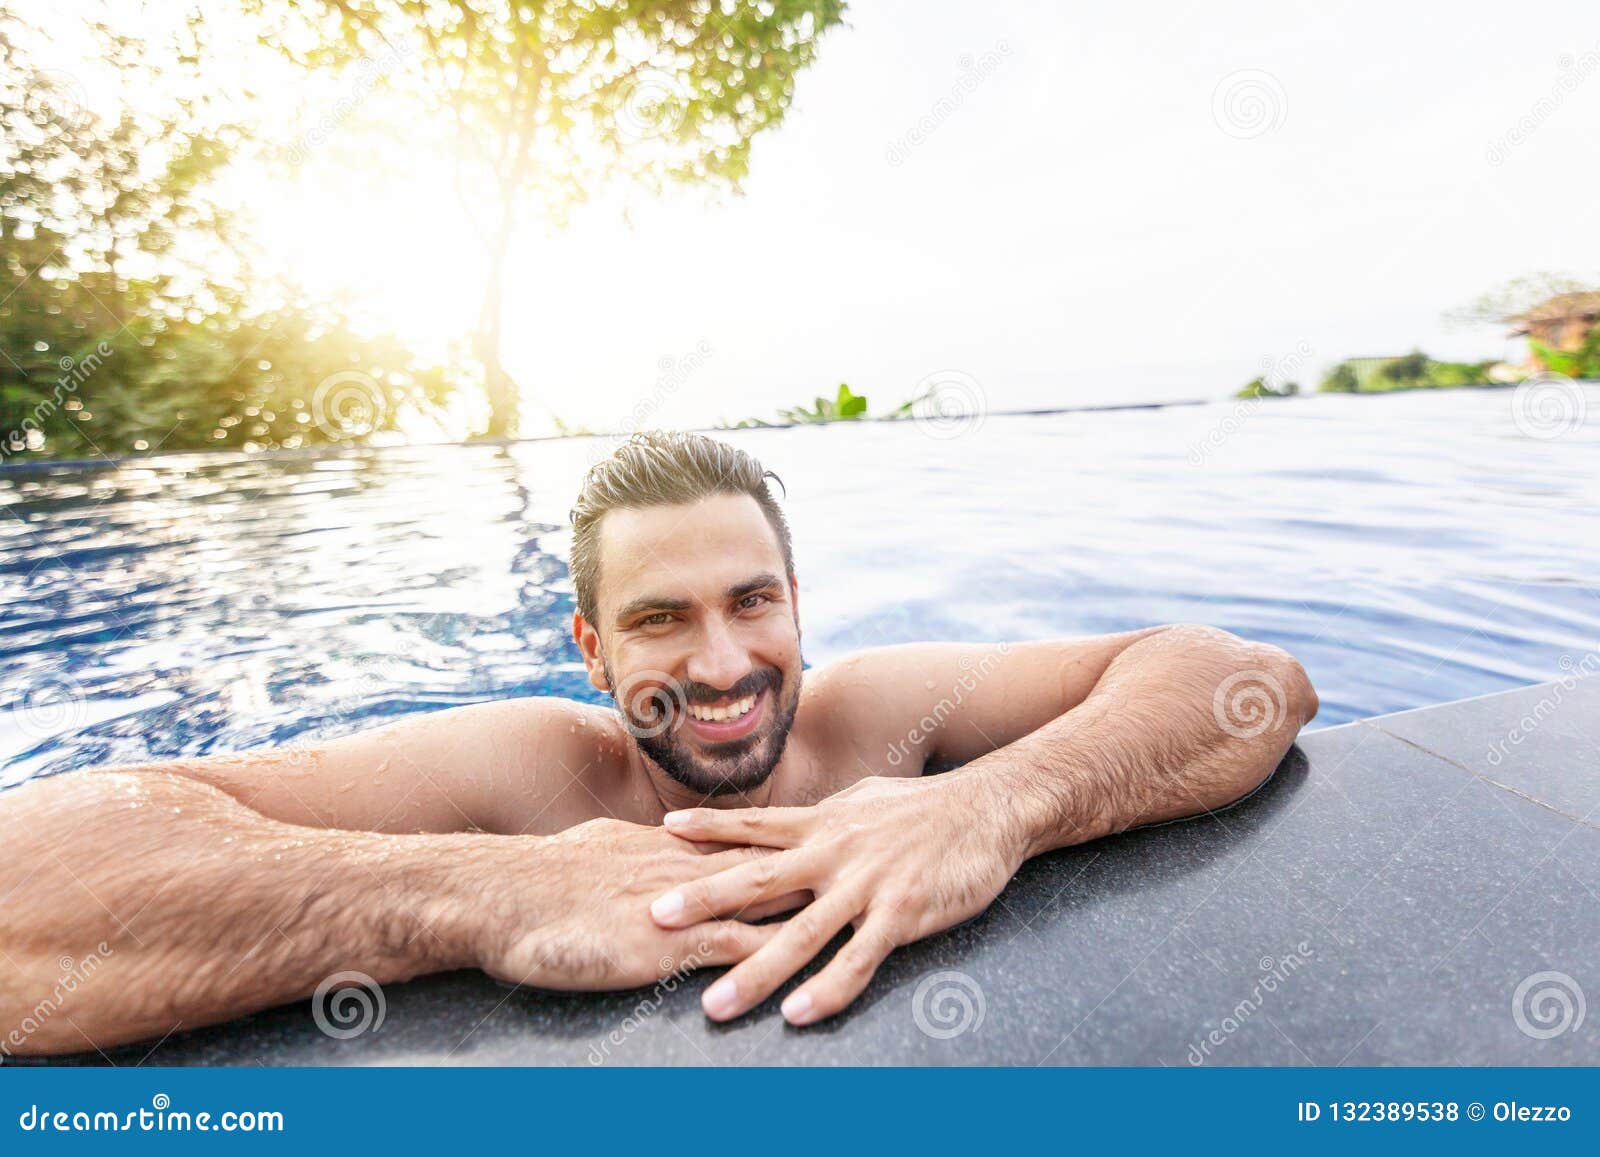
[685,618,752,693]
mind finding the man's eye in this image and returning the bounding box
[737,593,771,611]
[639,612,673,627]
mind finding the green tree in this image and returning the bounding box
[0,10,462,460]
[1234,376,1298,399]
[1380,350,1429,385]
[1319,362,1359,393]
[251,0,846,438]
[1530,327,1600,378]
[1445,272,1598,329]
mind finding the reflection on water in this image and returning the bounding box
[3,387,1598,786]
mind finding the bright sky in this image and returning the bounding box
[30,0,1600,435]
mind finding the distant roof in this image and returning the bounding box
[1510,290,1600,329]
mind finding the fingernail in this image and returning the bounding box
[781,990,813,1024]
[663,810,692,829]
[650,891,684,923]
[703,977,738,1017]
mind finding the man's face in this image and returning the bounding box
[576,493,803,797]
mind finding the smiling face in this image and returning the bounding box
[574,492,803,797]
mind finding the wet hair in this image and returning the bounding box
[568,431,793,624]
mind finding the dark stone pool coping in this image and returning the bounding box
[34,676,1600,1066]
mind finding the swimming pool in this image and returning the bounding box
[3,386,1597,787]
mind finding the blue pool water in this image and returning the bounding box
[2,386,1597,787]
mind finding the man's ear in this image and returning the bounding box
[573,612,609,692]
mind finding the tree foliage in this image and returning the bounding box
[249,0,847,437]
[0,10,465,461]
[1444,272,1598,329]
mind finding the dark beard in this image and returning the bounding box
[607,664,799,798]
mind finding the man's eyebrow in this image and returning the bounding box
[615,594,694,622]
[726,573,784,601]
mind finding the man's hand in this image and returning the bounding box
[475,818,784,991]
[645,775,1024,1025]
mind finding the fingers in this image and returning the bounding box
[680,838,738,855]
[674,920,781,969]
[663,804,811,849]
[651,849,812,927]
[699,889,862,1021]
[778,915,899,1026]
[739,888,813,922]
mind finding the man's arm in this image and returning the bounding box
[116,696,624,836]
[647,624,1317,1025]
[0,706,773,1057]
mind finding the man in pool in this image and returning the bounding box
[0,431,1317,1055]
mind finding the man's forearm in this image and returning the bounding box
[953,625,1317,860]
[0,770,486,1056]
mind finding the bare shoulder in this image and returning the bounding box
[460,695,638,833]
[792,633,1172,777]
[793,647,963,780]
[80,693,633,836]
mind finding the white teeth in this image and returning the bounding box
[689,694,757,723]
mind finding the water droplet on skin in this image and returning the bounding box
[923,680,936,690]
